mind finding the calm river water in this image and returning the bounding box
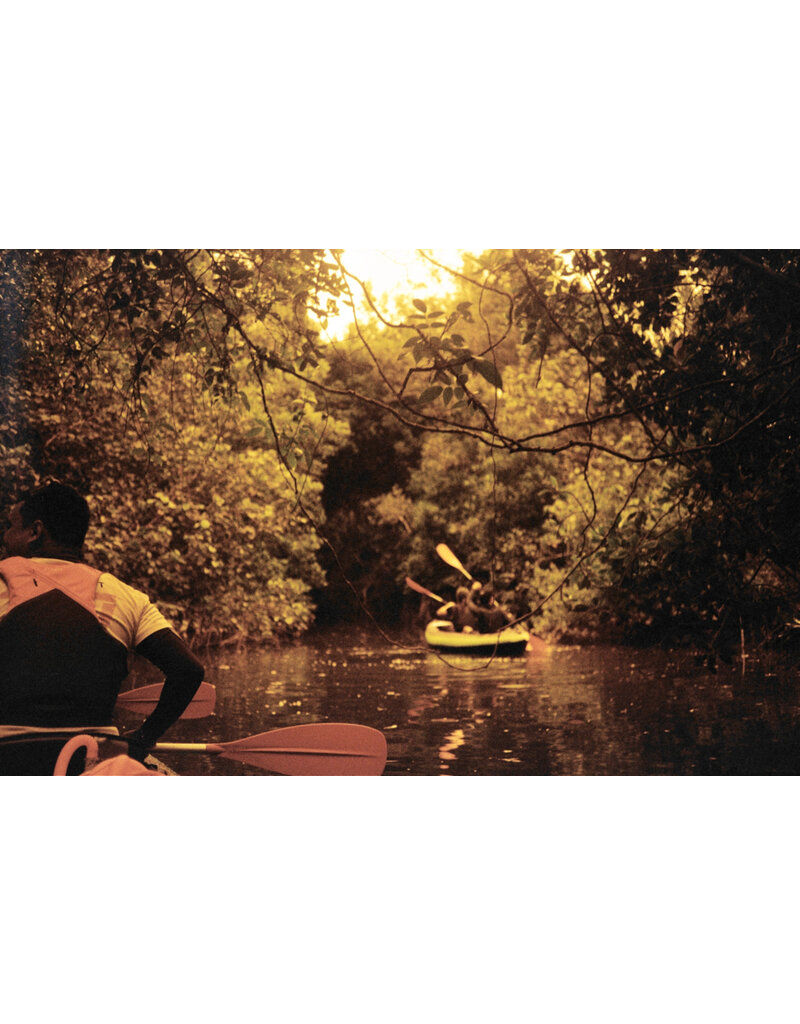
[124,627,800,775]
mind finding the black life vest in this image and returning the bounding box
[0,557,129,727]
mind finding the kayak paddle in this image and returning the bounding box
[115,681,217,719]
[150,722,388,776]
[435,543,474,582]
[405,576,445,603]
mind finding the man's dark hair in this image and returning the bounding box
[20,483,90,548]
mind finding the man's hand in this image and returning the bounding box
[122,730,151,764]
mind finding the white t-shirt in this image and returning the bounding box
[0,558,172,650]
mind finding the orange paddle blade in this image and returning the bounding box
[405,576,445,603]
[155,723,388,776]
[435,543,473,581]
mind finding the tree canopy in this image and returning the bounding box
[2,248,798,655]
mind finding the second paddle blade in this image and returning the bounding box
[221,722,388,776]
[117,681,217,719]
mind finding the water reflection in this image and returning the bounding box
[122,629,800,775]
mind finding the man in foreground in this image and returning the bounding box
[0,482,204,774]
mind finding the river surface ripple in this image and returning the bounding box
[124,627,800,775]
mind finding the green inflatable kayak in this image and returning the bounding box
[424,619,531,656]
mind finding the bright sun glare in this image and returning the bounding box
[323,249,465,339]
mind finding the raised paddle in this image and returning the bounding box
[405,576,445,604]
[115,681,217,719]
[148,722,388,776]
[435,543,474,582]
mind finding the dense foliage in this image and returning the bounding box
[0,250,347,644]
[2,248,798,656]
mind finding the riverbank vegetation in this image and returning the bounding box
[2,249,798,657]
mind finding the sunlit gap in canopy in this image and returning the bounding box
[319,249,467,341]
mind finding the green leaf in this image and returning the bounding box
[413,298,427,314]
[472,358,503,389]
[416,386,442,406]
